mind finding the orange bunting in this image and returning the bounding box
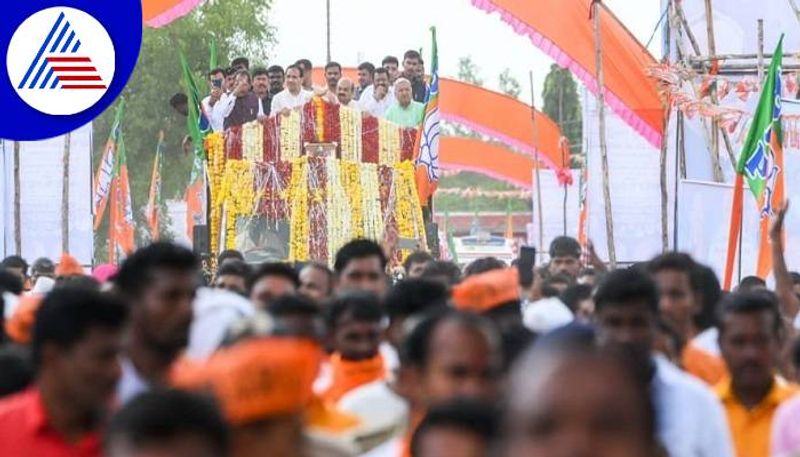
[452,268,520,312]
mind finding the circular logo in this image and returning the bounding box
[6,7,115,116]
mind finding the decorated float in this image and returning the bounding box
[204,97,427,266]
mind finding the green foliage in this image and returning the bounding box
[542,64,582,158]
[457,56,483,87]
[498,68,521,99]
[92,0,275,260]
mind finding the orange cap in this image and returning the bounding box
[5,294,43,344]
[55,254,84,276]
[173,338,323,425]
[451,268,520,313]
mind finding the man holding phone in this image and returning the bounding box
[202,68,226,132]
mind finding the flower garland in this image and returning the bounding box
[400,128,417,161]
[243,121,263,163]
[326,159,352,263]
[341,161,364,239]
[324,102,342,156]
[301,102,316,145]
[263,116,279,162]
[279,109,302,161]
[391,161,426,263]
[339,106,363,162]
[287,157,310,261]
[378,118,401,165]
[360,163,384,242]
[226,127,243,160]
[313,96,325,142]
[220,160,255,250]
[205,133,225,255]
[362,115,379,163]
[307,157,328,262]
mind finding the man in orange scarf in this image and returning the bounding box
[321,292,386,404]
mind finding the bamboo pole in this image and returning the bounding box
[673,1,724,182]
[703,0,724,183]
[689,52,800,62]
[789,0,800,26]
[757,19,765,82]
[592,2,617,267]
[529,71,545,259]
[660,2,672,253]
[61,133,70,254]
[13,142,20,256]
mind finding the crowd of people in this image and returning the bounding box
[1,201,800,456]
[200,50,430,134]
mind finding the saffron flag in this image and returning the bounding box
[110,133,135,261]
[414,27,441,205]
[185,154,206,241]
[724,36,784,288]
[93,101,125,230]
[146,132,164,240]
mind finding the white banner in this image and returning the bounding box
[1,124,94,265]
[583,90,675,263]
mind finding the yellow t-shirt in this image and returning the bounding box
[715,377,798,457]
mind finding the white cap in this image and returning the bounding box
[523,297,575,333]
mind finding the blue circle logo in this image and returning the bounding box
[1,1,141,140]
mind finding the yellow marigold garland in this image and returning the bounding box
[339,106,362,161]
[378,118,401,165]
[325,158,351,263]
[313,96,325,142]
[280,110,302,160]
[220,160,255,250]
[243,122,263,162]
[393,161,427,261]
[341,161,364,239]
[287,157,310,261]
[360,162,384,241]
[205,133,225,256]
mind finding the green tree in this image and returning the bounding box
[92,0,275,261]
[457,56,483,87]
[542,64,582,160]
[498,68,521,99]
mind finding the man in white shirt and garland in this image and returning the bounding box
[270,64,312,117]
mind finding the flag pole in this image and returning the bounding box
[528,71,545,260]
[62,133,71,254]
[592,1,617,267]
[13,141,21,255]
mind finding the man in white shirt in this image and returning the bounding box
[337,78,358,108]
[201,67,226,132]
[359,67,394,118]
[270,64,312,117]
[593,268,734,457]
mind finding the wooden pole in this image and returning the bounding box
[529,71,545,259]
[592,2,617,267]
[757,19,765,82]
[61,133,70,254]
[673,1,724,181]
[704,0,721,181]
[789,0,800,27]
[13,142,21,256]
[325,0,331,63]
[660,3,672,253]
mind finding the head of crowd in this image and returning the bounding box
[200,51,431,134]
[4,230,800,457]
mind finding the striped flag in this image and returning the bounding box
[93,100,124,230]
[146,131,165,240]
[110,133,135,261]
[724,36,784,288]
[414,27,441,205]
